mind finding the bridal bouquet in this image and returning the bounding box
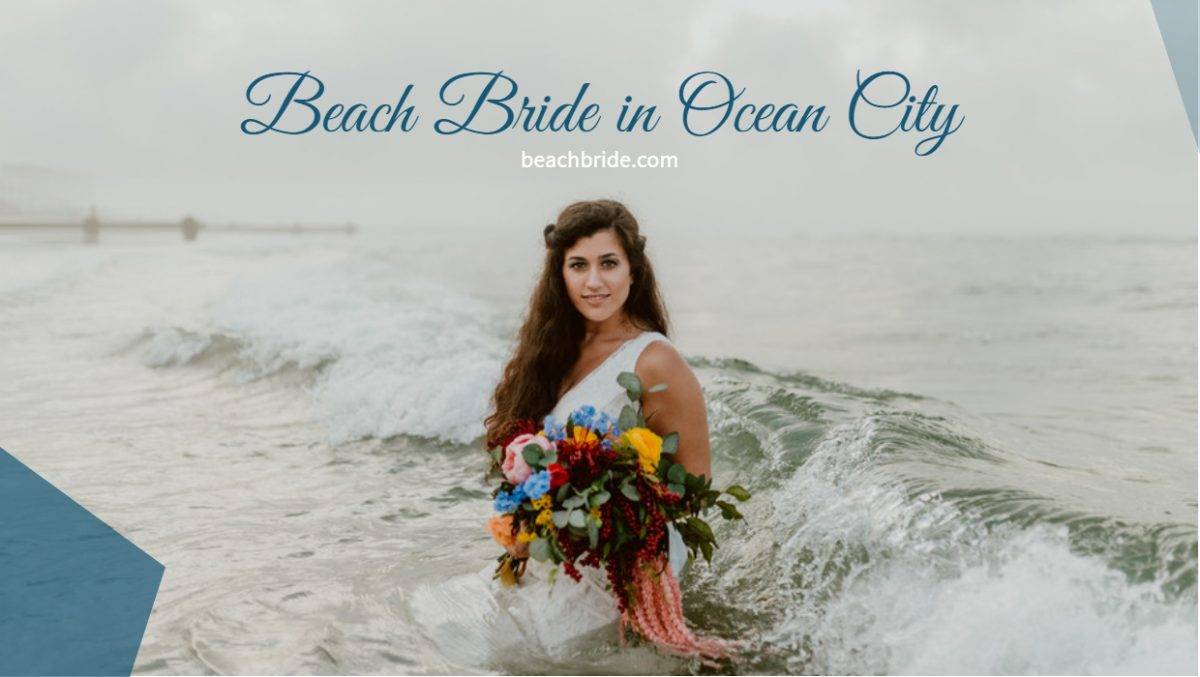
[484,372,750,660]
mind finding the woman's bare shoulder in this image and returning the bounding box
[635,339,695,384]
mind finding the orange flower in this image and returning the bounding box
[571,426,598,444]
[487,515,516,551]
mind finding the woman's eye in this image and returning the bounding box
[602,260,617,268]
[569,262,586,270]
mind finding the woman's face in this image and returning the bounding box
[562,228,633,325]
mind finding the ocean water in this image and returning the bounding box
[0,225,1195,674]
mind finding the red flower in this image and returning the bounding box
[489,419,538,450]
[557,437,615,487]
[547,463,569,489]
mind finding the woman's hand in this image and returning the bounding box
[506,539,530,559]
[635,341,713,479]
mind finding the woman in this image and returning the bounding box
[480,199,714,660]
[486,198,711,479]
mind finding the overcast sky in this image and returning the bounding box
[0,0,1194,235]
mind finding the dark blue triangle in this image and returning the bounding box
[0,447,164,676]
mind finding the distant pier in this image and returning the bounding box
[0,212,357,243]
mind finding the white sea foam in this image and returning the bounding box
[143,260,512,444]
[139,327,219,367]
[756,416,1198,674]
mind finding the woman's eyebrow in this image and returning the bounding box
[599,252,620,259]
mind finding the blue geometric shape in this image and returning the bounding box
[0,447,163,676]
[1150,0,1199,146]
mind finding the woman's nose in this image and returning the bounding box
[584,267,603,288]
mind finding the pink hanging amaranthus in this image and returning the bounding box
[621,556,732,664]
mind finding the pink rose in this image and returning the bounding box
[502,433,551,484]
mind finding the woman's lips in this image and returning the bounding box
[582,293,610,307]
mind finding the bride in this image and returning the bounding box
[477,199,713,661]
[409,200,715,670]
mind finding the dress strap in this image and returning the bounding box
[613,331,670,374]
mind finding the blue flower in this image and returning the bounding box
[571,405,597,431]
[493,491,518,513]
[595,412,617,436]
[542,414,565,441]
[521,470,551,501]
[493,485,528,513]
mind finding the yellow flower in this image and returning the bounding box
[589,506,602,522]
[535,508,554,527]
[622,427,663,473]
[571,426,598,444]
[531,495,552,510]
[517,531,537,543]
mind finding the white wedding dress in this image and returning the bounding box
[408,331,687,669]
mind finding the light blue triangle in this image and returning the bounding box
[1150,0,1199,147]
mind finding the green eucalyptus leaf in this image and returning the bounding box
[687,517,715,542]
[590,490,611,507]
[617,405,639,433]
[616,371,643,401]
[522,445,544,467]
[725,485,752,502]
[717,500,744,520]
[662,432,679,455]
[668,482,685,496]
[587,521,599,549]
[552,510,570,528]
[568,509,586,528]
[620,482,641,502]
[529,537,550,562]
[556,483,571,502]
[562,495,585,509]
[542,449,557,465]
[667,463,685,484]
[699,539,713,562]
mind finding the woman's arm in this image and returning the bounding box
[635,341,712,478]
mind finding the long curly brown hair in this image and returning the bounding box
[485,199,669,446]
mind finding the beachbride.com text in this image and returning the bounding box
[520,150,679,170]
[240,69,964,156]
